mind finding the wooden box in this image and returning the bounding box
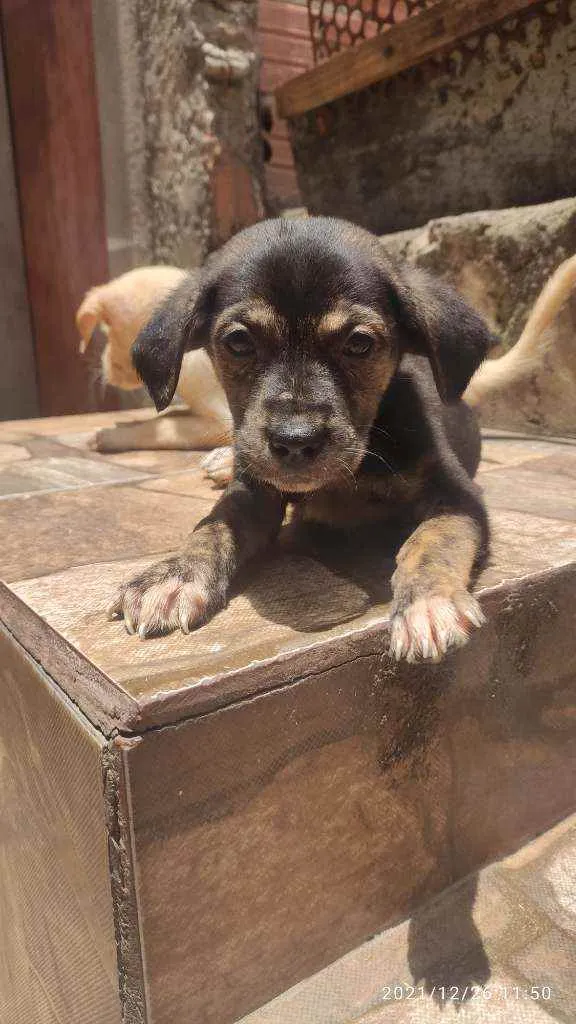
[1,411,576,1023]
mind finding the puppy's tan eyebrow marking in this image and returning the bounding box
[214,299,286,337]
[317,302,387,337]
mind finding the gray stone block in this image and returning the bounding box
[380,200,576,436]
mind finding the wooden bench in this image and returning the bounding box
[1,410,575,1023]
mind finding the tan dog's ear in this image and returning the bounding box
[388,266,496,402]
[131,274,216,412]
[76,288,104,353]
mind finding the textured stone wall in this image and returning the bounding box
[381,198,576,353]
[96,0,264,269]
[290,0,576,235]
[381,198,576,435]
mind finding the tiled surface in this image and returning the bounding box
[0,411,575,733]
[240,815,576,1024]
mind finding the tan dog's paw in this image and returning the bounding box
[200,446,234,486]
[388,591,485,663]
[108,557,224,638]
[92,426,126,453]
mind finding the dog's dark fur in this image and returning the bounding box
[110,217,494,661]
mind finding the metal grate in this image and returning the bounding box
[308,0,442,63]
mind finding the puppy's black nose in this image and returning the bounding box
[266,425,327,464]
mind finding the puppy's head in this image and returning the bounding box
[133,218,492,492]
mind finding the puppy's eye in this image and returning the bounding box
[343,329,375,357]
[223,328,255,358]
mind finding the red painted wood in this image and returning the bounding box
[1,0,116,415]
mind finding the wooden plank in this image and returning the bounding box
[0,625,121,1023]
[276,0,543,118]
[0,0,116,416]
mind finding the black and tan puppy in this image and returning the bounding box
[109,217,493,661]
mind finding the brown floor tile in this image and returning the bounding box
[102,449,208,475]
[508,929,576,1022]
[138,468,225,501]
[0,408,155,439]
[479,467,576,522]
[480,437,571,469]
[0,442,30,465]
[478,509,576,588]
[501,829,576,939]
[0,455,150,497]
[0,484,213,582]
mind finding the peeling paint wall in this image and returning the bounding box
[290,0,576,233]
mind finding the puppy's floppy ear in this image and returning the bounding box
[131,272,216,411]
[389,266,495,402]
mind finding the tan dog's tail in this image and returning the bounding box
[76,287,106,353]
[465,253,576,407]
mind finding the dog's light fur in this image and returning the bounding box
[76,266,232,455]
[77,256,576,470]
[464,254,576,423]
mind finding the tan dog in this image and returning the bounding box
[465,253,576,433]
[76,266,232,468]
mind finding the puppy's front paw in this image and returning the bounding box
[200,446,233,486]
[108,557,224,638]
[388,591,485,663]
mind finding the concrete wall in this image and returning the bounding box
[290,0,576,234]
[92,0,265,271]
[0,40,38,421]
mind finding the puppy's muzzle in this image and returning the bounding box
[266,422,328,468]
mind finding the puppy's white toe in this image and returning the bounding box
[177,583,209,633]
[389,592,485,663]
[136,579,183,638]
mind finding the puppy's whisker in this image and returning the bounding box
[344,444,406,482]
[335,457,358,489]
[370,425,393,441]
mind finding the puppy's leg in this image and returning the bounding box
[109,480,285,637]
[93,413,232,453]
[388,513,486,663]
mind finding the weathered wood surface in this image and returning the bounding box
[276,0,542,117]
[0,626,121,1024]
[0,411,575,734]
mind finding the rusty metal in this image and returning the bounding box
[307,0,442,63]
